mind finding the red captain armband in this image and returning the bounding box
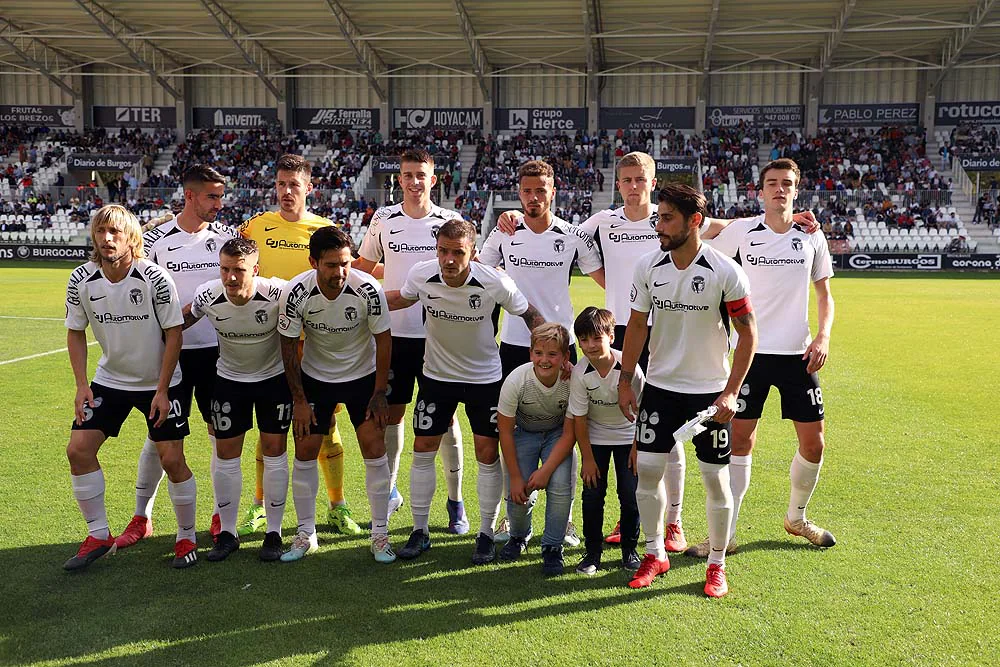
[726,296,752,319]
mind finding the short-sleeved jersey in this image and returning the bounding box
[708,215,834,355]
[190,277,287,382]
[65,259,183,391]
[238,210,332,280]
[278,269,390,383]
[143,220,237,349]
[630,243,751,394]
[357,203,464,339]
[400,260,528,384]
[479,215,603,346]
[568,348,645,446]
[497,362,570,433]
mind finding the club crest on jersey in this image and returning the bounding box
[206,238,217,253]
[630,284,637,302]
[691,276,705,294]
[553,239,565,253]
[344,306,358,321]
[791,237,803,252]
[468,294,482,310]
[255,309,268,324]
[431,225,441,239]
[649,212,659,228]
[129,288,144,306]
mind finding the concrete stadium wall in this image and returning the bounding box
[938,60,1000,101]
[823,60,920,103]
[709,64,804,105]
[0,73,76,106]
[601,66,699,107]
[390,66,486,108]
[91,67,175,106]
[189,68,280,108]
[294,72,382,108]
[496,67,587,107]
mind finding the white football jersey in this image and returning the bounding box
[278,269,390,383]
[498,362,571,433]
[580,207,708,325]
[631,243,751,394]
[568,349,645,446]
[190,277,287,382]
[357,203,464,338]
[707,215,833,354]
[65,259,183,391]
[400,260,528,384]
[144,220,237,349]
[479,215,602,346]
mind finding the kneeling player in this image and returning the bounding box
[279,227,395,563]
[183,238,292,562]
[497,323,576,575]
[63,205,197,571]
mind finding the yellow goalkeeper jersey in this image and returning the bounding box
[237,210,333,280]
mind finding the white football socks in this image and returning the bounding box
[788,452,822,522]
[728,454,752,540]
[263,452,289,535]
[476,459,503,538]
[384,423,404,490]
[208,434,219,509]
[410,450,438,534]
[133,438,165,518]
[292,458,319,536]
[440,421,464,502]
[213,456,241,535]
[364,454,391,537]
[167,476,198,543]
[635,451,668,560]
[698,460,733,568]
[72,469,109,540]
[665,443,685,526]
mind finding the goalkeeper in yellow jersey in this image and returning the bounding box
[236,153,366,537]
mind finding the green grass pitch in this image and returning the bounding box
[0,263,998,666]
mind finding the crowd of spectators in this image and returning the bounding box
[466,131,598,195]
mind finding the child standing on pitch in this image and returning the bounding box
[569,307,651,574]
[496,323,576,576]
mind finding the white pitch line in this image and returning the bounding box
[0,315,64,321]
[0,340,97,366]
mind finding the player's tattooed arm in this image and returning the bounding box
[715,307,757,422]
[518,303,545,331]
[181,303,202,330]
[280,334,316,439]
[384,290,418,311]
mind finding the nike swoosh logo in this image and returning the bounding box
[510,241,525,246]
[523,400,535,405]
[797,506,806,510]
[653,281,670,287]
[749,241,765,247]
[175,421,187,428]
[389,229,404,235]
[265,226,278,232]
[215,316,231,321]
[167,245,183,252]
[270,501,285,507]
[218,501,231,508]
[449,468,461,474]
[89,295,107,301]
[308,309,323,314]
[426,295,442,299]
[609,222,626,229]
[586,386,600,391]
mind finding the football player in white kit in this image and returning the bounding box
[385,219,545,565]
[685,158,837,557]
[618,184,758,598]
[355,149,470,535]
[63,205,198,571]
[115,165,235,551]
[278,226,396,564]
[181,238,292,562]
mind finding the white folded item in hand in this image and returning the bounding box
[672,405,719,443]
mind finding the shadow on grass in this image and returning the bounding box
[0,524,707,666]
[732,539,828,555]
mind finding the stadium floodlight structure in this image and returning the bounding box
[931,0,999,92]
[71,0,183,100]
[0,19,79,100]
[323,0,387,102]
[453,0,491,102]
[197,0,284,102]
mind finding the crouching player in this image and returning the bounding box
[183,238,291,562]
[496,323,577,576]
[568,307,657,574]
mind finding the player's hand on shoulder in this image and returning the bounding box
[497,211,520,235]
[792,210,820,234]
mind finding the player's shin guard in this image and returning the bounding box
[410,451,437,533]
[729,454,752,540]
[788,452,822,522]
[213,457,242,535]
[319,430,345,506]
[698,460,733,568]
[168,476,198,543]
[364,455,391,537]
[134,437,165,518]
[635,451,668,560]
[440,421,464,502]
[665,442,686,527]
[73,470,110,539]
[292,458,319,536]
[477,460,503,538]
[384,423,404,490]
[254,438,265,505]
[263,453,289,535]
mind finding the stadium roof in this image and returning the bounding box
[1,0,999,99]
